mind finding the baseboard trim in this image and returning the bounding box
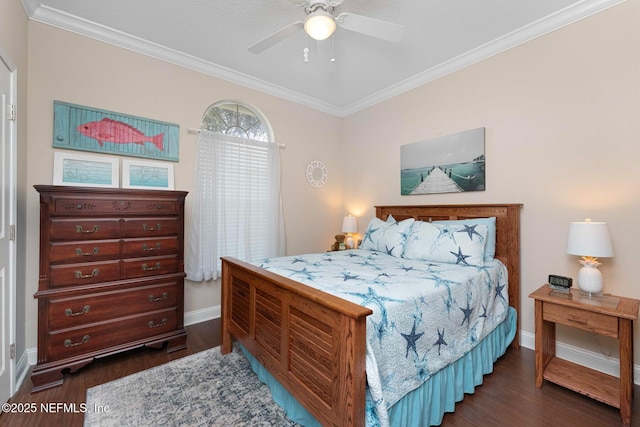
[14,349,33,395]
[184,305,220,326]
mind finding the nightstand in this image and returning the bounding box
[530,284,640,426]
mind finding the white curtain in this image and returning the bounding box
[185,130,285,281]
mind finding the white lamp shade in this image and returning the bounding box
[304,10,336,40]
[566,221,613,258]
[342,216,358,234]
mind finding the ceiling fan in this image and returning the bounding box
[248,0,405,54]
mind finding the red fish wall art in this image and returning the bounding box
[76,118,164,151]
[53,101,179,162]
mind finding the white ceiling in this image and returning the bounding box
[23,0,623,117]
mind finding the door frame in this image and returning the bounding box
[0,42,17,400]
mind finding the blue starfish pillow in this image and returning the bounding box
[359,217,414,257]
[403,221,488,267]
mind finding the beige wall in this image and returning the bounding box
[24,22,344,350]
[0,0,29,360]
[342,1,640,357]
[14,0,640,366]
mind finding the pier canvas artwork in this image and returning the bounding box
[401,128,485,195]
[52,101,179,162]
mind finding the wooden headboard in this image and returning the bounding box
[375,204,523,347]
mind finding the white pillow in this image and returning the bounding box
[359,217,414,257]
[434,217,496,261]
[403,221,488,267]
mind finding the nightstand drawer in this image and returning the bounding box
[543,302,619,338]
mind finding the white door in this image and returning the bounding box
[0,51,16,402]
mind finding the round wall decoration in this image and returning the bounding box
[305,160,328,188]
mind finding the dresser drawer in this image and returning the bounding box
[123,255,178,279]
[123,218,178,238]
[123,236,179,258]
[49,260,121,288]
[51,197,180,215]
[49,239,120,264]
[46,308,178,360]
[47,281,180,330]
[543,302,619,338]
[49,219,121,241]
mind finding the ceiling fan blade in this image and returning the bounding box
[336,12,404,43]
[248,21,304,54]
[287,0,342,7]
[284,0,309,7]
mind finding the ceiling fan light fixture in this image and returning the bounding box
[304,9,336,41]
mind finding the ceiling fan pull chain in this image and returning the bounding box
[304,33,309,63]
[330,34,336,62]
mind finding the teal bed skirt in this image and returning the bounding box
[240,306,517,427]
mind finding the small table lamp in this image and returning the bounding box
[342,215,358,249]
[566,219,614,296]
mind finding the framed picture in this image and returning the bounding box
[122,158,175,190]
[53,151,119,188]
[53,100,180,162]
[400,127,486,195]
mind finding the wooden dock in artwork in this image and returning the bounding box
[410,167,463,194]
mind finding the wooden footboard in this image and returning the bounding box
[221,257,373,427]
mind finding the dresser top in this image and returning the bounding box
[34,185,188,198]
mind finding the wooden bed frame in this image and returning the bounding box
[221,204,522,427]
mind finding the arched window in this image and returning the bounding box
[201,101,272,142]
[186,101,284,282]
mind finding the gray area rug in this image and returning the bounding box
[84,345,300,426]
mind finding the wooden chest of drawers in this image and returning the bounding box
[31,185,188,392]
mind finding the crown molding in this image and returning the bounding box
[25,0,625,118]
[340,0,626,116]
[21,0,39,18]
[25,2,343,117]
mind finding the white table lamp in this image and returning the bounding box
[566,219,614,296]
[342,216,358,249]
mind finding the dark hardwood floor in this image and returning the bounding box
[1,319,635,426]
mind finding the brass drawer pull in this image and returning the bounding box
[142,243,161,252]
[148,318,168,328]
[142,223,161,232]
[64,335,90,347]
[75,268,99,279]
[75,225,99,234]
[64,305,90,317]
[142,262,161,271]
[75,247,100,256]
[149,292,168,302]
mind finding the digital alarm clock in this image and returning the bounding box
[549,274,572,289]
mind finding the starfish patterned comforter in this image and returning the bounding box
[252,249,509,426]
